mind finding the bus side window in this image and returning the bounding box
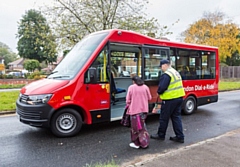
[85,46,108,83]
[143,48,167,81]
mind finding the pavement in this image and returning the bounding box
[124,128,240,167]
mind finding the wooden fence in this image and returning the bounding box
[220,66,240,79]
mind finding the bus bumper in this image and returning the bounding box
[16,99,55,128]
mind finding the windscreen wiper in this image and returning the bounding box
[51,75,70,79]
[49,71,58,75]
[46,71,58,78]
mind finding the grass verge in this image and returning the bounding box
[0,91,19,111]
[219,80,240,91]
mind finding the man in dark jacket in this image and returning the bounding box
[150,59,185,143]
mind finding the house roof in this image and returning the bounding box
[8,58,24,65]
[8,57,63,67]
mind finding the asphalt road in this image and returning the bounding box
[0,90,240,167]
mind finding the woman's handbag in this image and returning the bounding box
[152,98,161,114]
[120,106,131,127]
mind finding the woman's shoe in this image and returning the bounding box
[129,142,140,149]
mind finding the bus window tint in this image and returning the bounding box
[110,52,137,78]
[201,51,216,79]
[109,43,140,78]
[144,48,168,80]
[176,49,216,80]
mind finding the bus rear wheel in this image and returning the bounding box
[51,108,82,137]
[183,96,196,115]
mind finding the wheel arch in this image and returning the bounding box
[183,93,198,106]
[50,104,89,125]
[182,94,198,115]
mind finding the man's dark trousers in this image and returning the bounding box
[158,97,184,139]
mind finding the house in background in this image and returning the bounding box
[42,56,64,73]
[8,58,24,71]
[7,56,64,74]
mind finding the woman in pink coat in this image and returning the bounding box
[126,76,152,149]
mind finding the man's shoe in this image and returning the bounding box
[169,136,184,143]
[150,134,165,140]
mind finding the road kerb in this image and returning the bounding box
[124,129,240,167]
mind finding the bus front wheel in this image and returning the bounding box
[182,96,196,115]
[51,108,82,137]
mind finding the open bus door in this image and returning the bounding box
[108,43,142,121]
[84,46,111,124]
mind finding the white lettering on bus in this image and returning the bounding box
[184,84,215,92]
[184,86,194,92]
[195,85,202,91]
[206,84,214,89]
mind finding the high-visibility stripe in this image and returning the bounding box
[160,68,185,100]
[165,70,182,84]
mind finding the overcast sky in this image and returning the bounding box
[0,0,240,53]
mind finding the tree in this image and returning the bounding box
[0,42,18,66]
[17,9,57,65]
[181,11,240,64]
[23,59,40,72]
[42,0,171,50]
[225,51,240,66]
[0,41,11,51]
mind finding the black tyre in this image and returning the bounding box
[51,108,82,137]
[183,96,196,115]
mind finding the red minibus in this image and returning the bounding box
[16,29,219,137]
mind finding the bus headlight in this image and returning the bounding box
[27,94,53,105]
